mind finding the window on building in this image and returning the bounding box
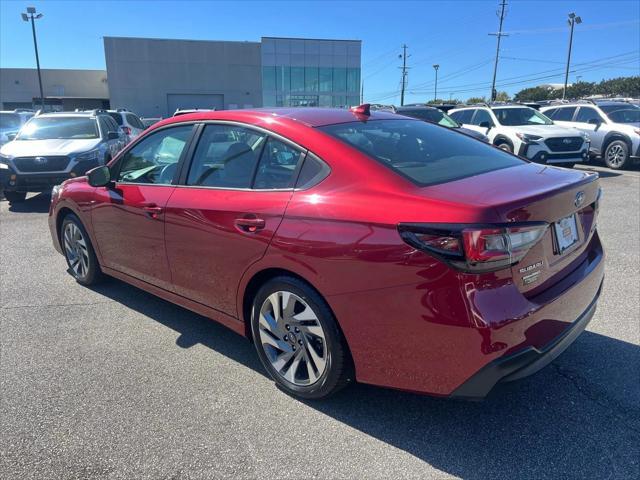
[291,67,305,92]
[333,67,347,92]
[262,66,276,91]
[319,68,333,92]
[305,67,319,92]
[276,66,290,92]
[347,68,360,93]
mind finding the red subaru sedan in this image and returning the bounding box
[48,106,604,399]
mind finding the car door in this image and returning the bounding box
[164,123,304,316]
[573,106,607,152]
[468,109,495,137]
[91,124,195,290]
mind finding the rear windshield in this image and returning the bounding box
[319,119,523,186]
[16,116,99,140]
[107,112,124,125]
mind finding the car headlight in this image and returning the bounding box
[579,131,591,142]
[515,133,542,144]
[51,184,62,202]
[75,149,100,163]
[0,153,11,169]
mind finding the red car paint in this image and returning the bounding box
[49,107,604,397]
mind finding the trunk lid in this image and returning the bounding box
[424,163,601,293]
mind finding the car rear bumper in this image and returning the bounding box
[450,279,602,399]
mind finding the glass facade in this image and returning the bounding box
[261,38,361,108]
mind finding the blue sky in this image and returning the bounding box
[1,0,638,104]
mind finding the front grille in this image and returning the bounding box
[14,156,70,172]
[545,137,583,152]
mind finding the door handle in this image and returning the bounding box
[142,204,163,219]
[234,217,266,233]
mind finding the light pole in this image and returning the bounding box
[433,64,439,102]
[563,12,582,100]
[21,7,45,110]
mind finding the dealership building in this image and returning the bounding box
[0,36,362,117]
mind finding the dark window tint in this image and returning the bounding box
[471,109,494,127]
[449,109,474,124]
[296,153,330,189]
[551,107,576,121]
[187,124,266,188]
[107,112,123,125]
[102,116,119,133]
[126,113,145,129]
[117,125,193,184]
[319,119,523,187]
[575,107,603,123]
[543,108,557,117]
[253,138,303,189]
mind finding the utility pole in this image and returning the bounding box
[433,64,440,102]
[360,80,364,104]
[21,7,45,110]
[489,0,508,102]
[563,12,582,100]
[399,44,410,106]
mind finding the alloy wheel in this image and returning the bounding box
[606,144,626,168]
[63,222,90,279]
[258,291,328,386]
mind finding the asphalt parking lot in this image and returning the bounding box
[1,164,638,480]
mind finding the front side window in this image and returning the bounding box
[319,119,523,187]
[17,116,99,140]
[548,107,576,122]
[186,125,267,188]
[449,109,474,124]
[471,109,494,127]
[492,107,553,126]
[575,107,603,124]
[117,125,193,184]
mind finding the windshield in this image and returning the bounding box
[319,119,523,187]
[398,109,458,128]
[493,107,553,126]
[599,105,640,124]
[0,113,21,130]
[16,117,99,140]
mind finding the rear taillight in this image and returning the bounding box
[398,223,548,273]
[121,126,131,135]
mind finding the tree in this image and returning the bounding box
[494,91,510,102]
[514,86,552,102]
[466,96,487,104]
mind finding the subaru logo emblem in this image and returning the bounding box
[575,191,585,208]
[34,156,47,164]
[562,138,572,144]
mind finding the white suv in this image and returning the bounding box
[540,101,640,170]
[106,109,146,144]
[449,104,590,167]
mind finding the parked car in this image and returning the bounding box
[173,108,216,116]
[48,105,604,400]
[0,111,124,203]
[106,109,146,144]
[0,109,35,146]
[449,104,590,167]
[540,100,640,169]
[392,105,489,142]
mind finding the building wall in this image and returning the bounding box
[104,37,262,118]
[0,68,108,109]
[261,37,361,108]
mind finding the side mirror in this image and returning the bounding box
[6,133,17,141]
[587,118,602,127]
[479,121,493,129]
[107,131,120,140]
[87,166,112,187]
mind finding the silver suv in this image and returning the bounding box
[0,111,125,203]
[106,109,146,144]
[540,100,640,169]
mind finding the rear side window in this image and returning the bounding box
[550,107,576,121]
[449,109,474,124]
[296,153,330,189]
[187,125,267,188]
[319,119,523,187]
[126,113,145,129]
[253,138,303,189]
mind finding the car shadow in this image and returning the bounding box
[89,277,640,479]
[3,192,51,213]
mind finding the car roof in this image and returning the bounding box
[395,105,439,111]
[36,112,98,118]
[155,107,403,129]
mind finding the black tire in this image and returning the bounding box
[496,141,513,153]
[60,213,103,286]
[250,276,352,399]
[4,191,27,204]
[603,139,630,170]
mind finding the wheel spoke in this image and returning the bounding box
[303,335,326,374]
[282,348,303,383]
